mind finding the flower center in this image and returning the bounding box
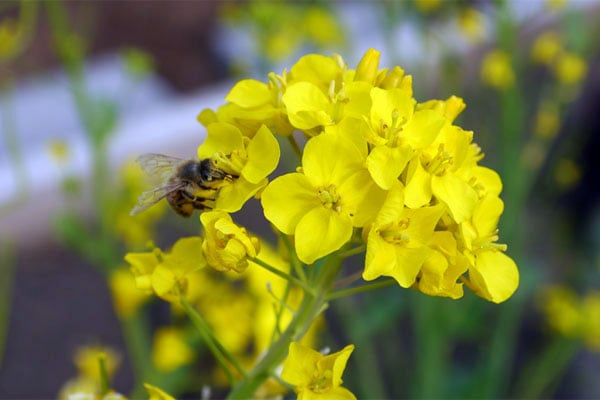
[317,185,342,212]
[472,229,508,254]
[426,144,453,176]
[308,370,332,393]
[379,219,411,245]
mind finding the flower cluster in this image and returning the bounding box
[198,48,518,303]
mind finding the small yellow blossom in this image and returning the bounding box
[281,342,356,400]
[197,122,280,212]
[531,31,563,65]
[144,383,176,400]
[125,236,206,302]
[481,50,515,90]
[47,139,71,164]
[554,158,581,189]
[553,52,587,85]
[534,101,561,139]
[541,286,600,351]
[458,8,486,44]
[545,0,567,11]
[201,210,260,273]
[152,327,195,372]
[0,17,20,60]
[109,267,150,318]
[414,0,442,14]
[74,346,121,386]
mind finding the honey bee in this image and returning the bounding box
[130,153,237,217]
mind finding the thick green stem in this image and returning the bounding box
[226,256,342,399]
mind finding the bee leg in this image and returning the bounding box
[182,190,215,211]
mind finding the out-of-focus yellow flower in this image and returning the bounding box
[481,50,515,90]
[531,31,563,65]
[144,383,175,400]
[541,286,600,351]
[74,346,121,386]
[414,0,442,14]
[117,160,166,249]
[281,342,356,400]
[152,327,195,372]
[534,101,561,139]
[58,346,125,400]
[47,139,71,164]
[125,236,207,302]
[304,6,344,48]
[201,210,260,273]
[553,52,587,85]
[545,0,567,11]
[458,8,486,44]
[109,267,150,318]
[554,158,581,189]
[0,18,20,60]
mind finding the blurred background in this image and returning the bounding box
[1,0,599,398]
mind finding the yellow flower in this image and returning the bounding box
[261,131,385,264]
[457,8,486,44]
[152,327,195,372]
[198,122,280,212]
[363,183,444,288]
[108,267,150,318]
[553,52,587,85]
[304,6,344,48]
[74,346,121,387]
[281,342,356,400]
[414,0,442,14]
[534,101,560,139]
[144,383,175,400]
[531,31,562,65]
[554,158,581,189]
[124,237,207,302]
[481,50,515,90]
[201,210,260,273]
[0,17,20,60]
[460,196,519,303]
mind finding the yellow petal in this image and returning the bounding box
[363,234,397,280]
[281,342,321,386]
[366,144,413,190]
[216,177,266,212]
[470,251,519,303]
[473,195,504,236]
[295,207,353,264]
[225,79,272,108]
[401,109,445,148]
[388,247,432,288]
[283,82,332,130]
[432,174,477,223]
[370,87,415,129]
[243,125,280,183]
[261,174,320,235]
[198,122,244,159]
[404,157,432,209]
[337,169,386,227]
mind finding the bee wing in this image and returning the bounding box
[129,181,186,216]
[136,153,184,181]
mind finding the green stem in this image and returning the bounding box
[253,257,314,295]
[513,336,580,398]
[180,294,247,381]
[0,84,29,199]
[279,232,306,283]
[227,255,343,399]
[287,135,303,161]
[411,296,446,399]
[121,312,157,399]
[98,354,110,395]
[327,279,395,300]
[337,245,365,258]
[0,241,15,368]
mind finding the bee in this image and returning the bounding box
[130,153,237,217]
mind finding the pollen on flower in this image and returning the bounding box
[317,185,341,211]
